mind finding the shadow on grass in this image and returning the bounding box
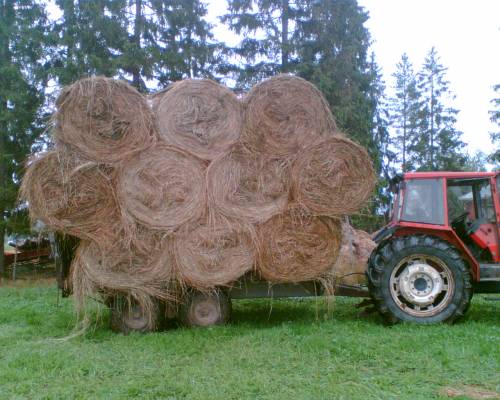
[229,297,382,328]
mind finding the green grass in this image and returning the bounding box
[0,285,498,400]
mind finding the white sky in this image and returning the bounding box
[358,0,500,153]
[207,0,500,154]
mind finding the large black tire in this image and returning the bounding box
[180,290,231,328]
[367,235,472,324]
[110,297,162,334]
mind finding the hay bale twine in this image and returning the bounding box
[172,221,255,290]
[54,76,156,163]
[207,145,291,225]
[292,136,376,216]
[242,75,336,156]
[19,150,118,240]
[257,210,342,283]
[117,144,206,232]
[154,79,243,160]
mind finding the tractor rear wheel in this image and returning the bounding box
[180,290,231,327]
[367,235,472,324]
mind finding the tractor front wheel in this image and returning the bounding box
[367,235,472,324]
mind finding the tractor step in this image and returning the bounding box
[479,264,500,282]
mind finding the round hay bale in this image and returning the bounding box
[257,210,342,283]
[173,221,255,290]
[242,74,336,156]
[207,145,291,225]
[71,239,175,322]
[154,79,243,160]
[54,76,157,163]
[19,150,118,240]
[292,136,376,216]
[330,222,375,285]
[117,144,206,232]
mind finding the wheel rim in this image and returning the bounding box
[389,254,455,317]
[192,297,221,326]
[123,305,150,331]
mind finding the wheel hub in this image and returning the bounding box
[398,263,444,307]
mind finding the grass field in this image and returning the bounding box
[0,284,498,399]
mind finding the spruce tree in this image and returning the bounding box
[414,47,465,171]
[150,0,220,85]
[389,53,420,172]
[488,84,500,164]
[221,0,304,88]
[294,0,374,149]
[52,0,127,86]
[0,0,49,275]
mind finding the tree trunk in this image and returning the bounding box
[281,0,289,72]
[132,0,143,91]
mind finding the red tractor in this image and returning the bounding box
[368,171,500,324]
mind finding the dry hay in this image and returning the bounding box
[256,210,342,283]
[242,74,337,156]
[54,76,157,163]
[172,221,255,290]
[117,144,207,232]
[71,238,175,322]
[207,145,291,225]
[19,150,118,240]
[292,136,376,216]
[330,221,375,285]
[154,79,243,160]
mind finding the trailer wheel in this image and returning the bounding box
[367,235,472,324]
[110,297,161,334]
[180,290,231,327]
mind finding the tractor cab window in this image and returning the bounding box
[447,179,495,223]
[401,179,445,225]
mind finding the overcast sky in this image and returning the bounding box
[207,0,500,154]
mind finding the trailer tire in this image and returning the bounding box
[110,297,162,334]
[180,290,231,327]
[367,235,472,324]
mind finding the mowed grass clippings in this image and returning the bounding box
[0,286,498,400]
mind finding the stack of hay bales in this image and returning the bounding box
[20,74,375,316]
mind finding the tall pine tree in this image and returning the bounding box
[150,0,220,85]
[53,0,220,92]
[221,0,305,88]
[488,84,500,164]
[0,0,49,275]
[389,53,420,172]
[52,0,126,86]
[414,47,465,171]
[294,0,374,149]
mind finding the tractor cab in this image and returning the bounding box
[368,172,500,325]
[391,172,500,263]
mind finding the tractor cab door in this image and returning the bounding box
[447,178,499,262]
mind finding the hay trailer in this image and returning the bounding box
[52,233,368,333]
